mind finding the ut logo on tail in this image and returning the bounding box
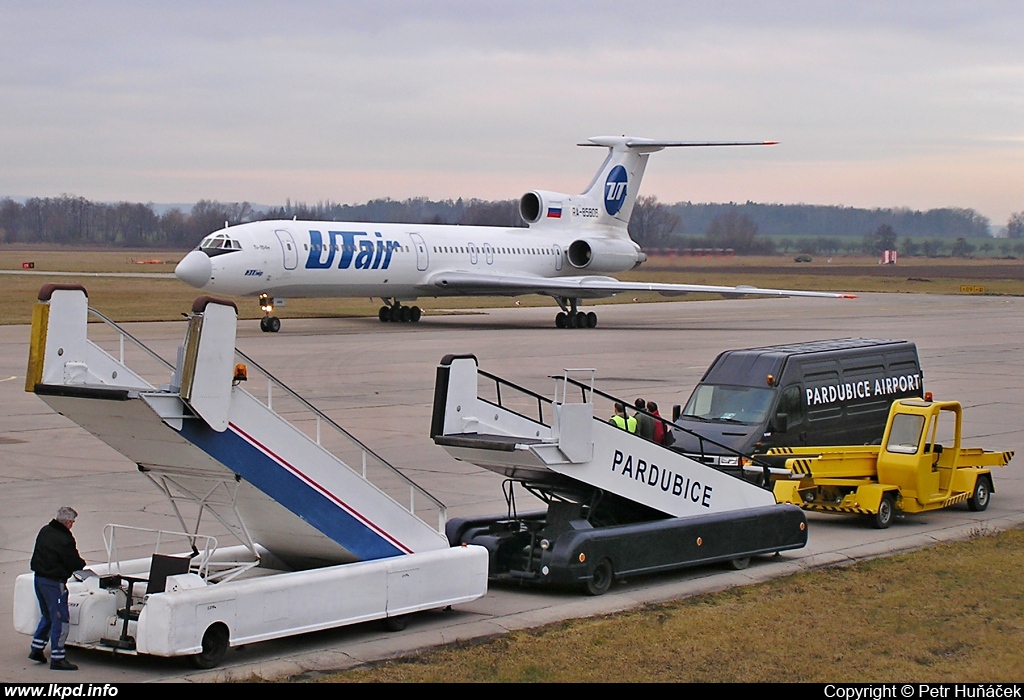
[604,165,628,215]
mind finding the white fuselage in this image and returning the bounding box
[180,219,637,301]
[171,138,850,327]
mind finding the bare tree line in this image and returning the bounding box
[0,193,1004,253]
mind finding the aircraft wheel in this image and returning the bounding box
[410,306,422,322]
[191,623,229,669]
[585,311,597,328]
[400,306,412,323]
[379,306,390,322]
[575,311,588,328]
[585,558,613,596]
[389,305,402,322]
[567,312,579,329]
[555,312,567,328]
[268,316,281,333]
[259,316,272,332]
[968,476,991,512]
[872,493,895,529]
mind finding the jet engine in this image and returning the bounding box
[519,190,566,225]
[567,238,644,273]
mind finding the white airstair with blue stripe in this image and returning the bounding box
[27,285,448,567]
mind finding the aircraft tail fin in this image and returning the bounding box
[520,137,776,236]
[580,136,778,230]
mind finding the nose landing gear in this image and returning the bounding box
[258,294,281,333]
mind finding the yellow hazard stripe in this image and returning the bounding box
[802,504,873,516]
[791,458,815,475]
[944,492,970,507]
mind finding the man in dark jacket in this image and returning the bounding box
[29,507,86,670]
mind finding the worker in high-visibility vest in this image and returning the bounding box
[609,402,637,433]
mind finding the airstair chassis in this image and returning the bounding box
[14,545,486,665]
[447,504,806,594]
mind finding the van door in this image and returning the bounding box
[777,385,807,445]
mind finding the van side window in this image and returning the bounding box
[779,385,804,426]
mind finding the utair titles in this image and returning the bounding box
[305,230,401,270]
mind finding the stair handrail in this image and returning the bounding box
[87,307,176,371]
[557,374,773,483]
[83,307,448,532]
[235,348,448,531]
[477,367,554,426]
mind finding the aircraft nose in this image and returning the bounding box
[175,250,212,288]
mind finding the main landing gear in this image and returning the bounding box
[554,297,597,329]
[258,294,281,333]
[378,300,422,324]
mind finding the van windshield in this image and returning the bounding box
[682,384,775,424]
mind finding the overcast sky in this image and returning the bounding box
[2,1,1022,226]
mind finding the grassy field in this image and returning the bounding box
[317,526,1024,683]
[2,249,1022,326]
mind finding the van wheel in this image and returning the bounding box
[191,623,229,669]
[384,615,408,632]
[968,476,991,512]
[728,557,750,571]
[585,558,613,596]
[872,494,895,529]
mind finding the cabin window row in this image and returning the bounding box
[430,246,556,255]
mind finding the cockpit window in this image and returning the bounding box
[199,234,242,251]
[198,233,243,256]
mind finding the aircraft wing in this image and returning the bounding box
[426,271,857,300]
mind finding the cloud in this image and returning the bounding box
[1,1,1023,222]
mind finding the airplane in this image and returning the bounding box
[174,136,855,332]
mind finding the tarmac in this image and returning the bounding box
[1,291,1022,682]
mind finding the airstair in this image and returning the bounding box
[430,354,807,593]
[26,284,450,569]
[431,354,780,517]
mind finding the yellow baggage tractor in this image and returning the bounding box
[761,399,1012,528]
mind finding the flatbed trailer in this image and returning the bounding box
[432,355,808,595]
[759,399,1013,528]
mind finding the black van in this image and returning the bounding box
[670,339,923,473]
